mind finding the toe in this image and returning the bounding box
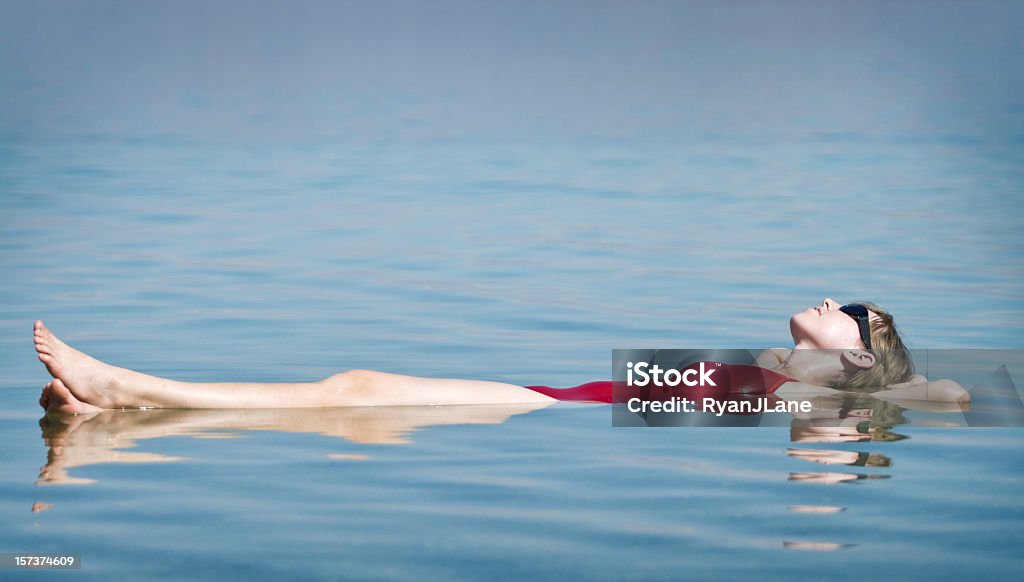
[51,379,72,400]
[39,382,54,410]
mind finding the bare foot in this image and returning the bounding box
[39,379,104,415]
[34,321,121,409]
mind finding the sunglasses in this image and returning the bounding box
[839,304,872,350]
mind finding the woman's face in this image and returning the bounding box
[790,298,871,349]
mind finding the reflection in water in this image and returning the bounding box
[789,394,912,443]
[783,541,857,551]
[788,472,891,484]
[29,389,984,559]
[789,421,907,444]
[36,403,550,485]
[787,505,845,514]
[780,394,912,548]
[787,448,891,467]
[38,412,184,486]
[30,501,53,513]
[327,453,370,461]
[34,394,938,488]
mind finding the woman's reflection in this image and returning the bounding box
[36,401,552,485]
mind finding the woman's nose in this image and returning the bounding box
[822,298,839,311]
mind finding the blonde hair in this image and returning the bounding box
[829,301,914,391]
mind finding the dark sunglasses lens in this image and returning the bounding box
[840,304,868,319]
[839,304,872,349]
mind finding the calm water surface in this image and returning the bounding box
[0,136,1021,579]
[0,403,1022,579]
[1,2,1023,578]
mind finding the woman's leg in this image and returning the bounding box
[33,321,555,410]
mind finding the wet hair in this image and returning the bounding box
[829,301,915,390]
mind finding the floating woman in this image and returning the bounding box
[33,298,969,415]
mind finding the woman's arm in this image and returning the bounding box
[777,377,970,404]
[873,379,970,403]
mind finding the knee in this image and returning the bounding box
[323,369,380,396]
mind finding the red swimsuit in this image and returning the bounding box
[524,363,793,403]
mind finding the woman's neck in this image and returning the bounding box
[776,348,844,386]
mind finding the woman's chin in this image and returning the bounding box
[789,314,806,343]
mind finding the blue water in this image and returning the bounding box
[1,1,1023,580]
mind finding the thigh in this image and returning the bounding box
[340,370,557,406]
